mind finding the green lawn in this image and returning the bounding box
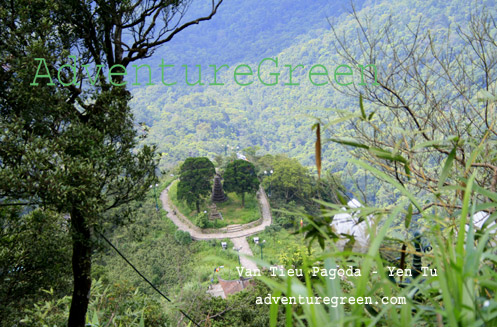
[216,191,260,225]
[169,180,261,228]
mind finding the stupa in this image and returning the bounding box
[211,173,227,203]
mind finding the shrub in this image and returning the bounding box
[194,211,209,228]
[174,230,192,245]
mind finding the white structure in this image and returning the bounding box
[331,201,496,252]
[331,199,372,252]
[236,153,248,161]
[465,211,496,246]
[470,211,493,230]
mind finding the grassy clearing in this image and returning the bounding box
[216,192,260,225]
[168,180,260,228]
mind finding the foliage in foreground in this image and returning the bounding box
[19,279,168,327]
[0,208,72,325]
[263,178,497,326]
[262,88,497,325]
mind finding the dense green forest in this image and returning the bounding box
[132,0,496,205]
[2,0,497,326]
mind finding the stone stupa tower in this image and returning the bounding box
[211,173,227,203]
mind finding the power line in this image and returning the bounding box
[97,231,201,327]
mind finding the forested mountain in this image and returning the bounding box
[130,0,496,204]
[130,0,365,84]
[129,0,364,164]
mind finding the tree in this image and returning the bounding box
[326,6,497,211]
[177,157,215,213]
[174,230,192,245]
[0,1,223,326]
[258,155,313,203]
[243,146,262,162]
[223,160,259,207]
[0,208,72,325]
[1,55,157,326]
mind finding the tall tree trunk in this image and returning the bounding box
[196,200,200,213]
[68,208,92,327]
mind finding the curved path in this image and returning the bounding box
[160,183,272,241]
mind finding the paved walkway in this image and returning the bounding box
[160,183,272,241]
[160,182,273,271]
[231,237,258,271]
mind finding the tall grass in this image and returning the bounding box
[260,116,497,326]
[260,181,497,326]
